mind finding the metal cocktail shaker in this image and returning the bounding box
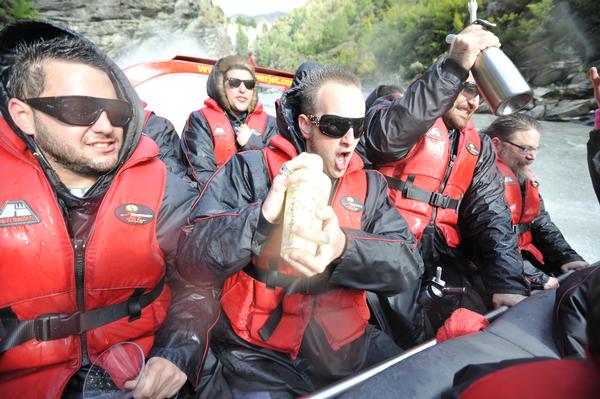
[472,46,533,115]
[447,18,533,116]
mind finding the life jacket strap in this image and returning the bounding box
[384,175,461,211]
[0,277,165,354]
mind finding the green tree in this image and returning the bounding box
[1,0,38,27]
[236,25,249,56]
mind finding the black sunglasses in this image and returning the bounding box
[225,77,256,90]
[461,81,479,100]
[306,114,366,139]
[23,96,133,127]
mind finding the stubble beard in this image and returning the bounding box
[33,115,119,176]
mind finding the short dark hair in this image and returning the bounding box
[481,113,542,141]
[9,36,111,99]
[297,64,361,116]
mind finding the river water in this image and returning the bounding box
[472,114,600,264]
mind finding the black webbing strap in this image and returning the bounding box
[0,277,165,355]
[514,223,531,235]
[384,175,461,211]
[243,264,331,341]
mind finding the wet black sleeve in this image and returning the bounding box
[180,111,218,187]
[364,59,466,165]
[553,265,600,358]
[459,134,529,296]
[530,196,585,274]
[588,128,600,203]
[176,151,272,285]
[330,170,424,295]
[150,173,218,389]
[144,113,188,179]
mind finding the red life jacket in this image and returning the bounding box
[220,135,370,359]
[378,119,480,248]
[497,160,544,264]
[459,358,600,399]
[0,118,171,398]
[200,98,268,167]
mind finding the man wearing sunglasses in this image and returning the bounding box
[181,55,277,187]
[177,65,423,396]
[362,24,530,330]
[483,113,588,290]
[0,21,222,399]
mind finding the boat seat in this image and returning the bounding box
[338,289,558,399]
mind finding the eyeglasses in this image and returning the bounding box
[461,81,479,100]
[23,96,132,127]
[225,77,256,90]
[501,139,538,154]
[306,114,366,139]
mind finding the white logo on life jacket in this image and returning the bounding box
[504,175,515,184]
[214,127,226,136]
[0,200,40,227]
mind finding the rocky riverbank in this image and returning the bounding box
[33,0,233,60]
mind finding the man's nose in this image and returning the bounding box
[340,128,355,145]
[92,111,115,133]
[526,150,536,161]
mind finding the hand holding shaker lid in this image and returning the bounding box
[280,155,332,260]
[446,1,533,115]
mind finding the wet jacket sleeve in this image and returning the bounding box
[144,113,188,179]
[530,195,585,273]
[330,170,424,295]
[241,114,278,151]
[364,59,466,165]
[459,134,529,296]
[176,151,273,285]
[150,173,219,389]
[181,110,218,187]
[553,265,600,358]
[588,127,600,203]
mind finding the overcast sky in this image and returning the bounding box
[212,0,307,16]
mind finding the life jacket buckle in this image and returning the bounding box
[33,312,81,341]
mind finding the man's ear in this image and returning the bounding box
[490,136,501,153]
[8,98,36,136]
[298,114,313,140]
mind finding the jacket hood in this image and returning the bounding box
[275,61,324,154]
[0,20,144,198]
[206,55,258,115]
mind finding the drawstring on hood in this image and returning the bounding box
[0,20,144,200]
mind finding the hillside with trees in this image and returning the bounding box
[254,0,599,86]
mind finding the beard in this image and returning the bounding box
[33,114,119,176]
[443,106,474,130]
